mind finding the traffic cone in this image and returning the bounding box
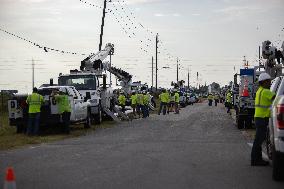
[4,167,16,189]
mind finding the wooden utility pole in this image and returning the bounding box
[99,0,107,51]
[151,56,154,88]
[176,57,179,83]
[187,69,190,89]
[155,33,158,91]
[32,58,35,89]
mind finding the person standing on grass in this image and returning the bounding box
[26,87,44,136]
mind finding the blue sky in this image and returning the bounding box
[0,0,283,92]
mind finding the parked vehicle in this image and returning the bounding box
[266,76,284,180]
[8,86,91,133]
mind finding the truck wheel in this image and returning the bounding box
[245,117,253,129]
[16,124,24,133]
[84,111,91,129]
[236,115,244,129]
[94,105,102,125]
[272,147,284,181]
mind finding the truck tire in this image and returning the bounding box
[94,105,102,125]
[84,111,92,129]
[16,124,25,133]
[272,147,284,181]
[236,115,244,129]
[245,117,253,129]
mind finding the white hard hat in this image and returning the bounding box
[258,73,271,82]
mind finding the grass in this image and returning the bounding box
[0,111,115,151]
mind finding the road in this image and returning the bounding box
[1,102,284,189]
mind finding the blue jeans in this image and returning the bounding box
[251,117,269,162]
[27,113,40,135]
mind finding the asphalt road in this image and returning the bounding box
[1,102,284,189]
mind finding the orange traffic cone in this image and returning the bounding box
[4,167,16,189]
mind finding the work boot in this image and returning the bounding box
[251,159,269,166]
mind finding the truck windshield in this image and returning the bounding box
[58,75,97,90]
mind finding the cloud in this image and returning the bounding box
[172,13,181,17]
[154,13,165,17]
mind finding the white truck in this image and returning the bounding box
[266,76,284,181]
[58,43,133,122]
[8,86,91,133]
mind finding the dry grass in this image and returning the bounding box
[0,111,114,151]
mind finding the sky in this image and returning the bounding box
[0,0,284,93]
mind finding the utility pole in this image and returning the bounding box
[176,57,179,83]
[155,33,158,91]
[151,56,154,88]
[109,53,112,86]
[32,58,35,89]
[258,46,261,71]
[99,0,107,51]
[187,68,189,89]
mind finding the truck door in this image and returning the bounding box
[73,88,88,120]
[66,87,81,121]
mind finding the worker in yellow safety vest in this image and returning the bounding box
[208,93,214,106]
[174,90,180,114]
[118,91,126,113]
[143,91,150,117]
[225,91,232,114]
[53,88,72,134]
[169,91,175,112]
[137,91,145,118]
[26,87,44,135]
[214,93,219,106]
[130,91,137,116]
[158,89,170,115]
[251,73,275,166]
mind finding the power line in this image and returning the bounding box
[0,27,87,56]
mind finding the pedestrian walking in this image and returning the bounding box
[26,87,44,136]
[214,93,219,106]
[251,73,275,166]
[53,88,72,134]
[143,91,150,117]
[225,91,232,114]
[137,91,145,118]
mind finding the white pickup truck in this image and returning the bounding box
[8,86,91,133]
[266,76,284,180]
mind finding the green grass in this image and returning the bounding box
[0,111,114,151]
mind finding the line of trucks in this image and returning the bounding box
[7,43,150,132]
[231,40,284,180]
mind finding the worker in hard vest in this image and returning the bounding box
[214,93,219,106]
[137,91,145,118]
[26,87,44,135]
[174,90,180,114]
[225,91,232,114]
[143,91,150,117]
[251,73,275,166]
[118,91,126,113]
[208,93,213,106]
[130,91,137,117]
[53,88,72,134]
[169,91,175,112]
[158,89,170,115]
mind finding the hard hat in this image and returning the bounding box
[258,73,271,82]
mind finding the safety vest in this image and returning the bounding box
[214,95,219,100]
[170,95,175,102]
[208,95,213,100]
[137,94,144,105]
[226,92,232,103]
[254,86,275,118]
[174,92,179,103]
[26,93,44,113]
[118,95,126,106]
[131,94,137,105]
[160,92,170,103]
[143,94,150,105]
[55,95,71,114]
